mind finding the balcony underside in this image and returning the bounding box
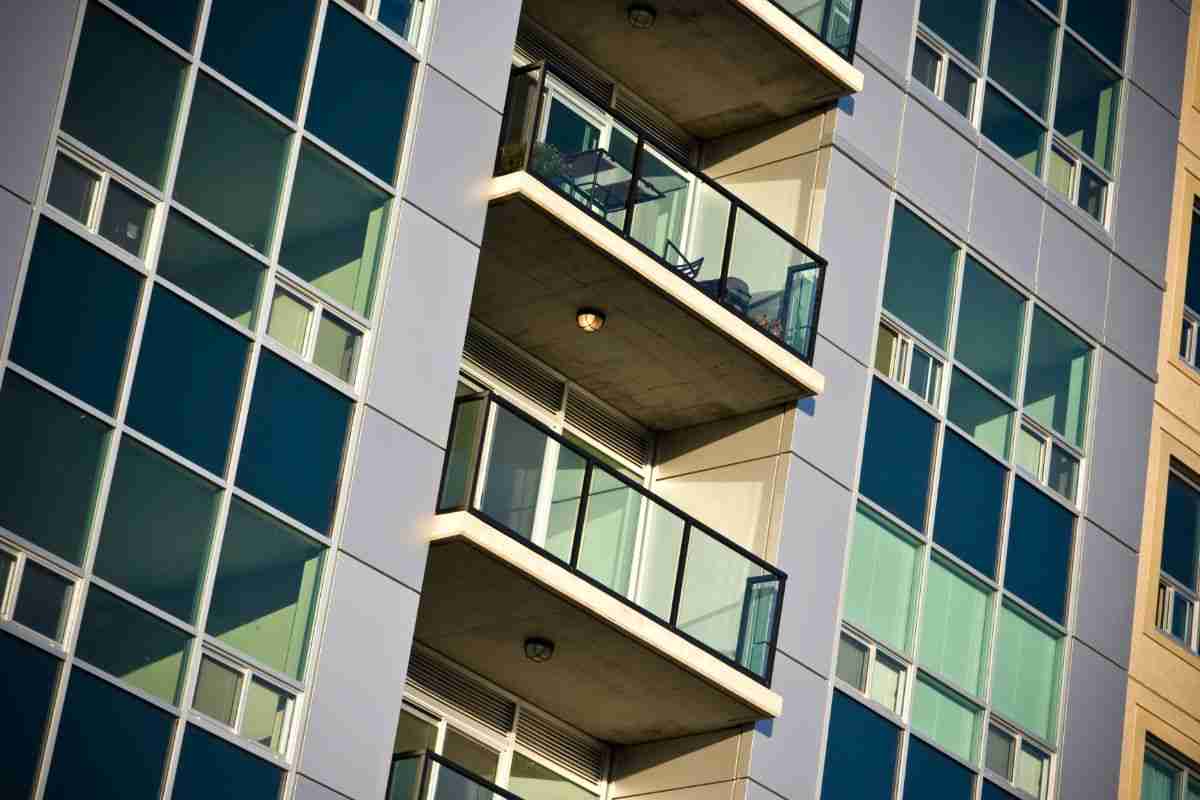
[521,0,863,139]
[416,512,783,745]
[473,173,824,431]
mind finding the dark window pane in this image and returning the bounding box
[903,736,975,800]
[10,219,141,414]
[1055,37,1121,171]
[157,213,264,328]
[48,154,99,224]
[1186,210,1200,314]
[913,38,939,93]
[947,368,1013,460]
[94,439,220,621]
[860,379,937,531]
[1066,0,1127,66]
[0,373,109,563]
[985,726,1016,779]
[981,86,1044,176]
[882,205,957,348]
[1023,308,1091,448]
[98,182,154,258]
[127,287,249,475]
[956,257,1024,397]
[1006,478,1074,623]
[202,0,315,116]
[988,0,1055,117]
[194,654,241,725]
[380,0,422,39]
[821,691,900,800]
[174,76,290,253]
[307,4,416,180]
[983,780,1023,800]
[75,587,190,703]
[279,143,390,315]
[919,0,987,63]
[44,670,172,800]
[172,725,284,800]
[945,61,975,118]
[0,630,59,800]
[14,562,72,641]
[112,0,199,48]
[60,5,185,188]
[236,351,351,533]
[1078,166,1106,222]
[1163,473,1200,590]
[206,499,325,678]
[836,634,869,690]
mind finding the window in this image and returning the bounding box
[347,0,426,43]
[110,0,201,49]
[991,603,1063,742]
[875,321,944,406]
[955,257,1025,398]
[986,723,1051,799]
[903,736,975,800]
[0,630,59,800]
[1025,308,1090,443]
[947,368,1014,459]
[912,34,976,119]
[820,690,901,800]
[266,281,365,384]
[843,506,922,654]
[192,651,296,753]
[860,380,938,531]
[882,206,958,349]
[171,724,284,800]
[156,212,265,328]
[837,630,909,714]
[10,558,75,643]
[918,0,987,64]
[1005,478,1074,624]
[1158,472,1200,652]
[933,431,1005,578]
[917,558,991,696]
[1180,202,1200,370]
[910,673,980,761]
[47,149,156,258]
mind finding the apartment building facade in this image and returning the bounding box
[0,1,1183,800]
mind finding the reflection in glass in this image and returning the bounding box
[868,654,906,713]
[956,258,1024,396]
[1055,37,1121,170]
[1023,308,1091,448]
[919,0,987,63]
[442,729,499,783]
[202,0,313,116]
[1163,473,1200,590]
[945,61,975,118]
[912,38,939,93]
[75,588,189,703]
[947,369,1014,459]
[981,86,1044,176]
[314,314,361,383]
[1015,426,1046,477]
[243,678,292,752]
[875,324,899,374]
[821,691,900,800]
[988,0,1055,117]
[1066,0,1127,67]
[986,726,1016,779]
[99,182,154,258]
[111,0,200,48]
[157,213,264,328]
[1047,147,1074,198]
[14,562,72,642]
[882,206,957,348]
[1047,446,1079,500]
[836,633,869,690]
[193,654,241,726]
[48,154,98,224]
[1078,166,1107,222]
[509,752,598,800]
[268,288,313,354]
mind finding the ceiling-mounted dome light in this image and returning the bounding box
[524,637,555,663]
[576,308,606,333]
[627,3,657,29]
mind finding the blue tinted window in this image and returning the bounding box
[10,219,141,414]
[903,736,974,800]
[1066,0,1127,67]
[307,4,415,180]
[982,780,1022,800]
[821,691,899,800]
[113,0,200,49]
[1006,479,1074,623]
[172,725,283,800]
[127,287,249,475]
[860,379,937,531]
[236,351,351,532]
[882,206,958,349]
[44,670,172,800]
[933,431,1004,578]
[202,0,315,116]
[0,630,58,799]
[1163,473,1200,590]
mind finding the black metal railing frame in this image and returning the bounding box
[762,0,864,62]
[389,751,528,800]
[435,390,787,686]
[496,61,828,366]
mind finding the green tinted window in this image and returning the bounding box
[988,0,1055,117]
[947,369,1014,460]
[919,0,987,63]
[201,0,314,116]
[991,604,1063,741]
[981,86,1044,176]
[1023,308,1091,448]
[844,506,921,654]
[918,559,991,696]
[157,213,264,328]
[910,675,979,762]
[1055,37,1121,171]
[882,206,957,349]
[955,259,1024,397]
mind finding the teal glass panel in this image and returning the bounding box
[279,143,390,315]
[911,675,979,761]
[0,630,58,800]
[982,86,1045,176]
[1142,753,1180,800]
[843,505,921,653]
[1186,210,1200,313]
[933,431,1005,578]
[947,369,1014,460]
[174,75,290,253]
[308,5,416,180]
[918,559,991,696]
[1055,37,1121,171]
[10,219,141,414]
[112,0,200,49]
[955,258,1024,397]
[1163,473,1200,590]
[48,153,99,224]
[634,504,686,624]
[991,604,1063,741]
[860,379,937,531]
[544,446,588,564]
[1006,478,1074,623]
[14,562,72,641]
[75,588,190,704]
[173,725,283,800]
[578,470,641,596]
[821,691,900,800]
[882,205,957,348]
[44,670,172,800]
[98,182,154,258]
[379,1,423,40]
[989,0,1055,117]
[94,439,219,622]
[157,213,264,328]
[206,499,325,678]
[0,373,109,564]
[202,0,314,116]
[236,351,351,534]
[1066,0,1127,66]
[903,736,975,800]
[919,0,987,63]
[439,398,487,512]
[61,5,185,188]
[127,287,249,475]
[1024,308,1091,448]
[478,405,547,539]
[510,752,598,800]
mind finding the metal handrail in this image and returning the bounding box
[388,751,528,800]
[763,0,863,61]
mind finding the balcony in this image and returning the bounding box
[388,752,518,800]
[416,392,785,743]
[476,63,827,431]
[520,1,864,139]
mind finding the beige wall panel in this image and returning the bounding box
[653,455,782,556]
[609,729,745,798]
[656,407,791,480]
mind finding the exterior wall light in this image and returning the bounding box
[576,308,606,333]
[524,637,555,663]
[627,4,657,29]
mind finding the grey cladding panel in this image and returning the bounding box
[1036,209,1110,339]
[1105,256,1162,378]
[747,653,829,800]
[897,98,976,236]
[428,0,522,114]
[1130,0,1187,118]
[1114,86,1178,285]
[855,0,917,80]
[0,191,33,349]
[791,338,870,490]
[294,776,351,800]
[968,153,1042,290]
[1074,522,1136,669]
[833,60,905,178]
[1057,643,1127,800]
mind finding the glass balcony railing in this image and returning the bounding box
[495,62,828,365]
[437,391,787,685]
[389,752,520,800]
[772,0,862,60]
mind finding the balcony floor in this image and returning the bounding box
[415,512,782,744]
[472,173,824,431]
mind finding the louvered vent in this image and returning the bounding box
[463,326,565,413]
[406,650,516,735]
[611,87,694,166]
[565,391,651,467]
[515,21,613,108]
[517,710,606,785]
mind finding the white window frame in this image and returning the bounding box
[1015,418,1083,503]
[876,318,945,410]
[266,275,367,388]
[0,541,78,647]
[190,647,300,758]
[836,626,912,717]
[985,718,1054,800]
[912,31,980,123]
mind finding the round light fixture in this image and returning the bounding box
[627,4,657,29]
[576,308,606,333]
[524,637,555,663]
